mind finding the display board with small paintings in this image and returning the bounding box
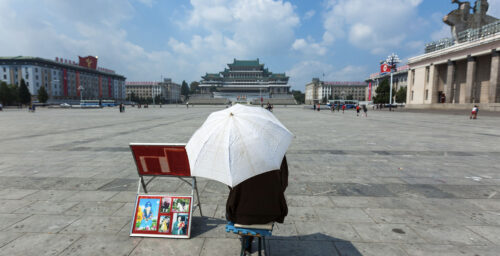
[130,195,192,238]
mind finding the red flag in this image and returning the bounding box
[368,82,372,101]
[381,64,391,73]
[78,56,98,69]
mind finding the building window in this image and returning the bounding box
[425,66,430,83]
[2,67,5,72]
[411,70,415,85]
[425,89,429,100]
[411,90,414,101]
[3,75,6,79]
[35,68,38,72]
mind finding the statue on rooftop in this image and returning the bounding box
[443,0,498,42]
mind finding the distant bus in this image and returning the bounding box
[327,100,358,109]
[80,100,116,107]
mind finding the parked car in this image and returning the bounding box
[60,103,71,108]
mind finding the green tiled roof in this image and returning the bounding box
[228,58,264,67]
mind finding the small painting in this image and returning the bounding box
[158,215,171,233]
[171,213,189,235]
[161,197,171,213]
[134,198,160,231]
[172,198,190,212]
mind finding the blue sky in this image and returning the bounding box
[1,0,500,91]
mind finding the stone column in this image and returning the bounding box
[489,50,500,103]
[429,64,439,103]
[464,55,476,103]
[407,69,413,103]
[445,60,454,103]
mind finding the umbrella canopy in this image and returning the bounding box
[186,104,293,187]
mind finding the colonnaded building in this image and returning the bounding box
[125,79,181,103]
[0,56,126,102]
[407,0,500,111]
[191,59,296,105]
[304,78,367,105]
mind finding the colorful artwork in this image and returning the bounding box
[135,198,160,231]
[161,197,171,213]
[172,198,190,212]
[131,195,192,238]
[158,216,171,233]
[172,213,189,235]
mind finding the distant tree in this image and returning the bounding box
[373,78,395,104]
[130,92,136,102]
[396,86,407,103]
[0,81,11,105]
[189,81,200,94]
[9,84,19,104]
[346,94,354,100]
[18,79,31,105]
[154,95,162,104]
[181,80,189,100]
[291,90,305,104]
[37,86,49,103]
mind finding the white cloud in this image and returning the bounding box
[322,0,423,53]
[0,0,300,84]
[185,0,300,56]
[167,0,301,78]
[304,10,316,20]
[287,60,366,90]
[291,38,327,56]
[488,0,500,18]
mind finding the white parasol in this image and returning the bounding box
[186,104,293,187]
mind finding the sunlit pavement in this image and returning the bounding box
[0,105,500,255]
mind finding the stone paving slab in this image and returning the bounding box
[1,106,500,255]
[5,214,79,233]
[58,234,142,256]
[0,233,81,256]
[129,237,204,256]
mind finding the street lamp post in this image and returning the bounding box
[386,53,401,106]
[78,85,84,105]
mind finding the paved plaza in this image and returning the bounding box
[1,106,500,256]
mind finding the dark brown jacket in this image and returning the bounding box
[226,157,288,225]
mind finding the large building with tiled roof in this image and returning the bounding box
[198,58,291,103]
[0,56,126,102]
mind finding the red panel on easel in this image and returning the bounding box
[130,144,191,177]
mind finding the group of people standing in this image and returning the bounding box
[313,103,367,117]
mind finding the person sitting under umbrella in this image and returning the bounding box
[225,156,288,254]
[186,104,293,254]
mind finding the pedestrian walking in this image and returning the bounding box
[317,103,320,111]
[362,104,368,117]
[342,104,346,113]
[470,105,479,119]
[356,105,360,116]
[186,102,189,109]
[330,103,334,112]
[313,103,316,111]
